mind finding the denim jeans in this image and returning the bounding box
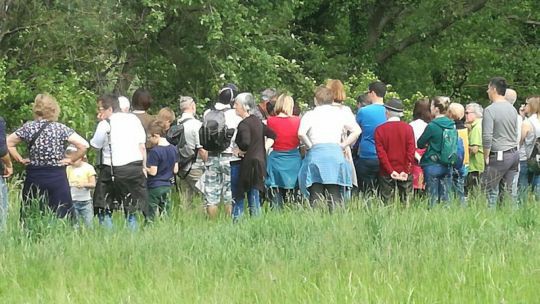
[0,178,7,232]
[355,157,380,195]
[73,200,93,228]
[97,208,113,229]
[422,164,452,208]
[452,166,468,205]
[232,188,261,222]
[517,161,540,205]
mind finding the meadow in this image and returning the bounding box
[0,186,539,303]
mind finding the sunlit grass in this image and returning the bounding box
[0,183,538,303]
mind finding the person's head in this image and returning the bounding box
[178,95,196,115]
[314,86,334,106]
[505,88,518,105]
[274,94,294,116]
[118,96,130,113]
[431,96,451,116]
[65,145,84,167]
[97,94,120,120]
[447,102,465,121]
[217,85,238,107]
[412,98,432,123]
[383,98,404,120]
[356,93,371,110]
[465,102,483,123]
[132,88,153,111]
[33,93,60,121]
[487,77,507,101]
[325,79,346,103]
[367,81,386,102]
[261,88,277,103]
[234,93,256,118]
[524,96,540,116]
[147,119,167,147]
[157,107,176,130]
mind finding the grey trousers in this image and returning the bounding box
[483,149,519,208]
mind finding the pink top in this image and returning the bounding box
[267,116,301,151]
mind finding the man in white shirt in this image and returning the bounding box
[91,94,148,229]
[200,86,242,219]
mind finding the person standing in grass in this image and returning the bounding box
[266,94,301,209]
[0,116,13,231]
[517,96,540,203]
[298,86,361,211]
[482,77,519,208]
[66,146,96,228]
[417,96,456,207]
[7,94,89,221]
[232,93,275,221]
[465,103,484,194]
[447,103,469,204]
[146,120,179,219]
[409,98,432,195]
[374,99,415,205]
[91,94,148,230]
[355,81,388,195]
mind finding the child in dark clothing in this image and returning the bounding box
[146,120,179,219]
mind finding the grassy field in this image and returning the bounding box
[0,187,539,303]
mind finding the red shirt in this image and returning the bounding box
[267,116,301,151]
[374,120,415,176]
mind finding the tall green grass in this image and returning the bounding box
[0,186,539,303]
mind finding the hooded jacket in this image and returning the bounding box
[417,116,456,166]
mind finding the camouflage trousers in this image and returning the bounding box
[202,154,234,206]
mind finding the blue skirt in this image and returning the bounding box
[298,143,352,196]
[266,148,302,189]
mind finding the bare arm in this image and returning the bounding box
[7,133,28,164]
[147,166,158,176]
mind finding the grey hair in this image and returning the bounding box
[387,110,403,119]
[178,96,194,112]
[235,93,256,114]
[466,102,483,118]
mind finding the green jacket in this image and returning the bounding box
[417,116,456,166]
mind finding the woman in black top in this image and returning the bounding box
[232,93,275,221]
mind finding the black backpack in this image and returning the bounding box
[166,118,197,172]
[199,108,230,152]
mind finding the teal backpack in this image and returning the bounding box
[431,121,459,166]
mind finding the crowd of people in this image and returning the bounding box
[0,76,538,230]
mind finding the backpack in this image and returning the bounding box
[199,108,230,152]
[527,118,540,174]
[166,118,197,172]
[431,121,459,166]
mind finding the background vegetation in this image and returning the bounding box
[1,0,539,138]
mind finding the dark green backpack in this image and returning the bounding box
[430,121,458,166]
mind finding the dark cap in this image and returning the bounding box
[384,98,404,113]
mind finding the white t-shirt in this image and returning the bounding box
[409,119,428,147]
[90,112,146,166]
[298,104,360,146]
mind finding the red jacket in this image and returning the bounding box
[374,120,415,176]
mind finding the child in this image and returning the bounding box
[157,107,176,132]
[66,146,96,228]
[146,120,179,219]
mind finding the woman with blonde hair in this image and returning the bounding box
[266,93,302,208]
[518,96,540,203]
[7,94,89,220]
[326,79,359,198]
[447,102,468,204]
[298,86,360,211]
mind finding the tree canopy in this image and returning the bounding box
[0,0,538,135]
